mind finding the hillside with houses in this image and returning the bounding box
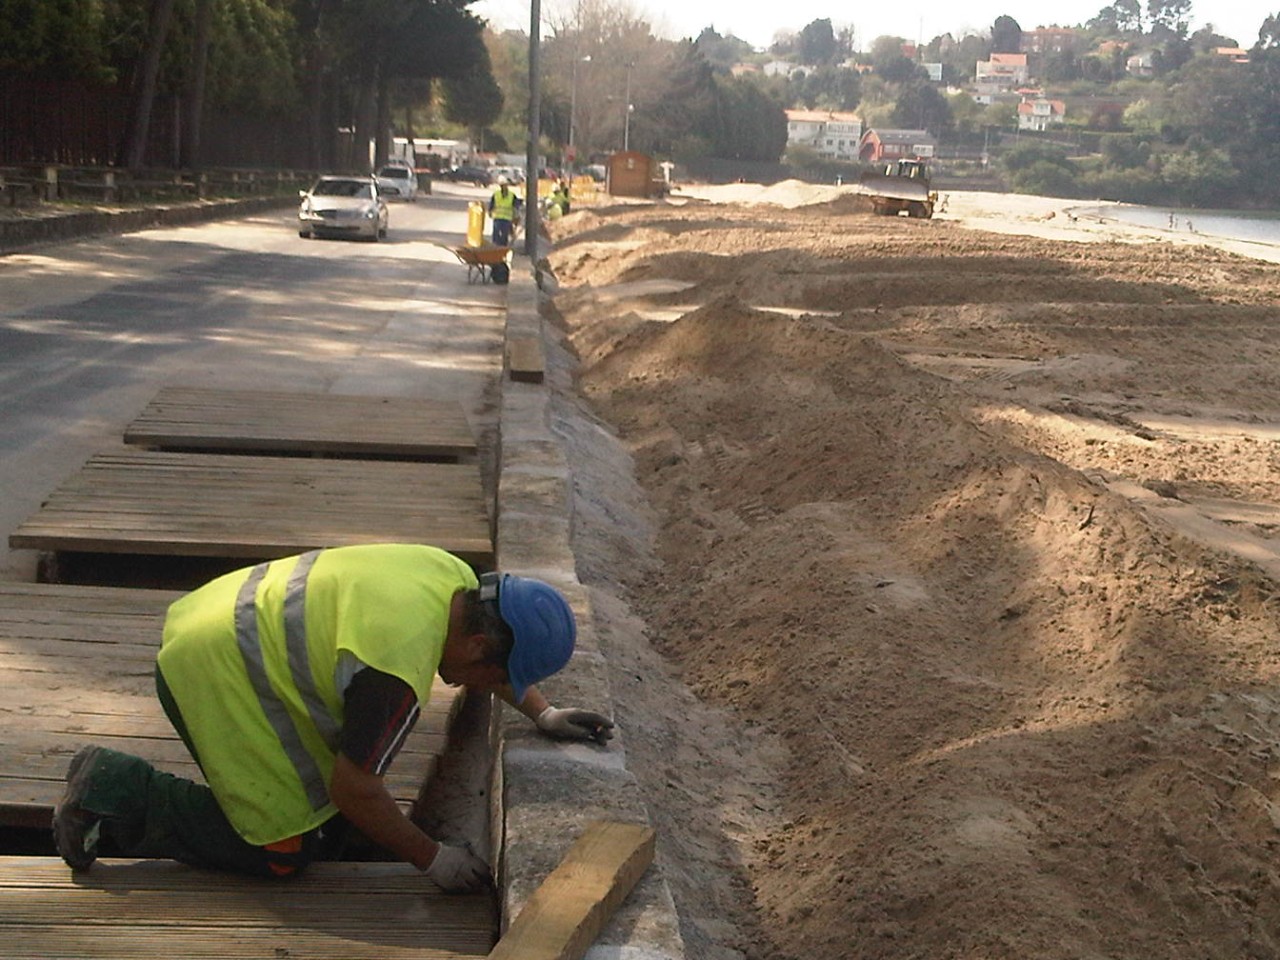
[709,7,1278,207]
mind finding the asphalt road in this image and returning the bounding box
[0,182,508,581]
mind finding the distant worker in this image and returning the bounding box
[555,180,571,216]
[52,543,614,892]
[489,175,522,246]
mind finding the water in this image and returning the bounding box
[1071,201,1280,255]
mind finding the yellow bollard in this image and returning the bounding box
[466,201,485,247]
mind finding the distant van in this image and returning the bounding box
[374,161,419,201]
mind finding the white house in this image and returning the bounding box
[785,109,864,161]
[976,52,1029,92]
[1017,97,1066,132]
[1126,53,1155,76]
[764,60,802,78]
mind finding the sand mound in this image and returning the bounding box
[550,195,1280,959]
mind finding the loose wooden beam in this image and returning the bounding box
[489,820,655,960]
[506,336,545,384]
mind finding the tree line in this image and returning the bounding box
[0,0,497,170]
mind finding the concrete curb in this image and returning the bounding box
[493,262,687,958]
[0,196,296,253]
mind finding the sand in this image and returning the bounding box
[540,185,1280,959]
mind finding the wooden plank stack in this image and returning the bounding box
[0,386,495,958]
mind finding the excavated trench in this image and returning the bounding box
[541,197,1280,960]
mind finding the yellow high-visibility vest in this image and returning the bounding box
[158,544,476,845]
[491,187,516,221]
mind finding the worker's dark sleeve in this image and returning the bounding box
[339,667,420,776]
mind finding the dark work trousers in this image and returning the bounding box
[71,667,332,877]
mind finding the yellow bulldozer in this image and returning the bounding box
[858,158,938,219]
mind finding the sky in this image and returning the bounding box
[470,0,1274,52]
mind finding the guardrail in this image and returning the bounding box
[0,165,313,208]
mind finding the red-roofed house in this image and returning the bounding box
[1017,97,1066,132]
[858,128,938,163]
[976,52,1029,92]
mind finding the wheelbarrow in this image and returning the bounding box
[452,243,511,284]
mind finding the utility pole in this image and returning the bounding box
[569,55,591,172]
[524,0,541,260]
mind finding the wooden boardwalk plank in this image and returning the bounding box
[123,386,477,461]
[0,858,495,959]
[0,583,464,828]
[9,450,494,567]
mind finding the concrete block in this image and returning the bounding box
[500,438,567,475]
[496,512,575,570]
[499,469,571,516]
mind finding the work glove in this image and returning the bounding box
[424,842,491,893]
[536,706,615,745]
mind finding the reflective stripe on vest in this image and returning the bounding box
[234,550,331,812]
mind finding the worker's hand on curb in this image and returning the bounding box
[425,842,491,893]
[536,706,615,745]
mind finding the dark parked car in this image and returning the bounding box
[441,165,492,186]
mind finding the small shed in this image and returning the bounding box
[607,151,656,198]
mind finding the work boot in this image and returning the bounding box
[52,746,105,870]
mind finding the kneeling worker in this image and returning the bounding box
[52,543,613,892]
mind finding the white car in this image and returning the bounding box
[298,176,389,241]
[491,165,524,185]
[374,162,419,201]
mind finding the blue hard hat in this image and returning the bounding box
[496,574,576,703]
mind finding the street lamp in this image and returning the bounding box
[569,55,591,172]
[623,61,634,151]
